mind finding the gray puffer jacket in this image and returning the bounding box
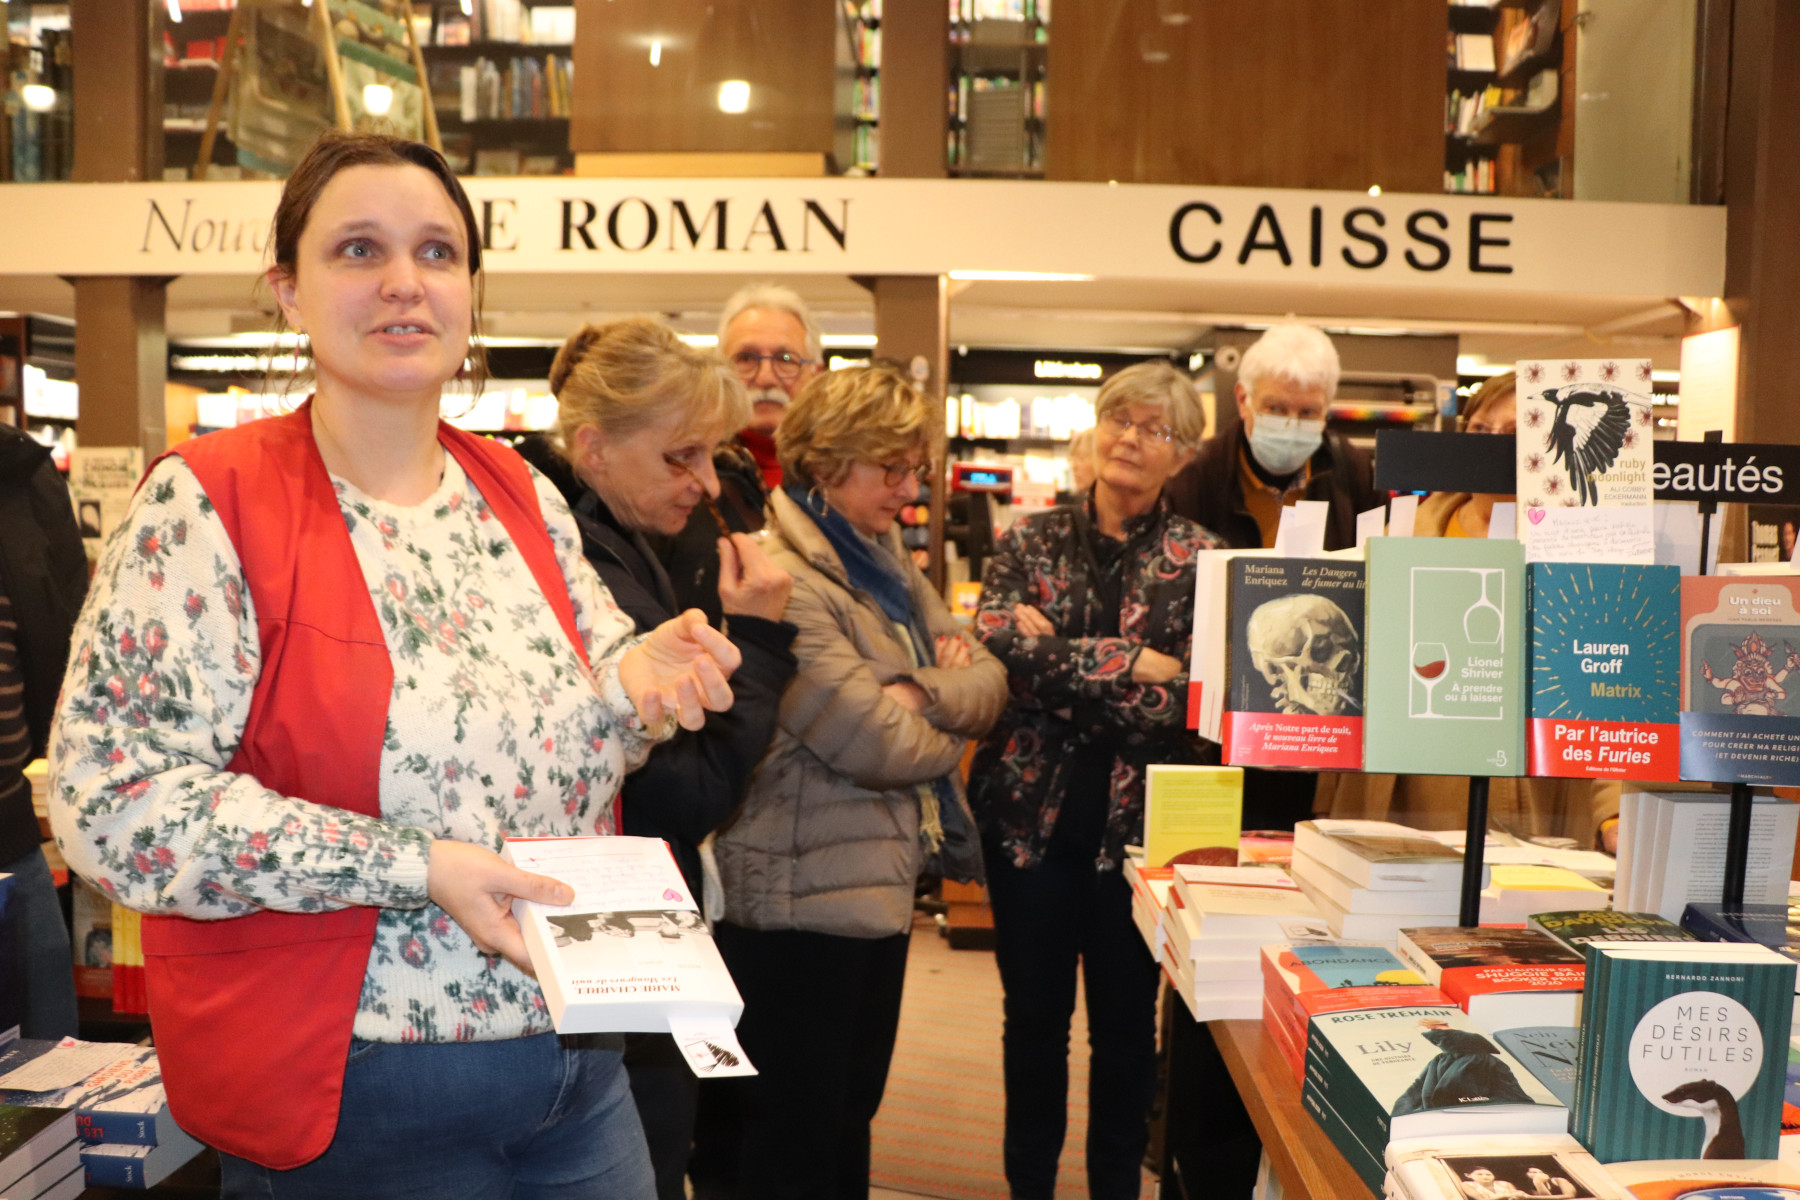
[715,488,1007,938]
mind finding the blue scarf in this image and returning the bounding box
[785,482,923,647]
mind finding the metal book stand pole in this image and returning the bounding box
[1372,426,1761,925]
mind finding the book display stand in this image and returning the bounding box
[1372,427,1799,920]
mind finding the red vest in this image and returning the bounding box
[141,405,590,1168]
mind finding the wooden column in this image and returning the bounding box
[879,0,949,178]
[873,276,951,591]
[1723,0,1800,448]
[70,0,170,459]
[72,278,171,456]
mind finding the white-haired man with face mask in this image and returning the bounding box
[1165,322,1376,553]
[1160,325,1380,1198]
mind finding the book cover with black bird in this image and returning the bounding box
[1514,358,1655,546]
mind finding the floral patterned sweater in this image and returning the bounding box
[968,494,1222,872]
[49,451,664,1044]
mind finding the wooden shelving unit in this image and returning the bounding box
[1444,0,1564,196]
[947,5,1045,178]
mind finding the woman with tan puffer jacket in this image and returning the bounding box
[712,363,1006,1200]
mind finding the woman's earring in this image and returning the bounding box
[805,485,830,516]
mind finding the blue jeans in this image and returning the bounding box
[0,845,77,1040]
[221,1033,655,1200]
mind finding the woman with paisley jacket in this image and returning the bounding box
[969,360,1222,1200]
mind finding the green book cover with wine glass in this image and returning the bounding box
[1365,537,1527,776]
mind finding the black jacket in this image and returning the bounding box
[1163,425,1378,552]
[515,436,798,891]
[0,426,87,863]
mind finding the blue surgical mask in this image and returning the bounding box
[1246,415,1325,476]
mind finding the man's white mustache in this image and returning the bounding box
[748,387,788,406]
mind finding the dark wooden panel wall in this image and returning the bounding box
[1045,0,1445,191]
[570,0,835,154]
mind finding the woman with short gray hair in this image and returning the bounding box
[970,359,1223,1200]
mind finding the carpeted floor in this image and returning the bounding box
[870,916,1157,1200]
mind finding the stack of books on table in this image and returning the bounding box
[1616,786,1800,921]
[1526,909,1694,954]
[1382,1132,1633,1200]
[1303,1001,1568,1196]
[1680,895,1800,1021]
[1479,864,1610,924]
[0,1037,204,1190]
[1394,927,1585,1036]
[1158,864,1324,1021]
[1261,941,1447,1084]
[0,1103,79,1200]
[1123,854,1173,952]
[1571,942,1795,1162]
[1290,820,1474,944]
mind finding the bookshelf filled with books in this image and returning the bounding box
[946,0,1046,178]
[835,0,881,173]
[419,0,575,174]
[4,4,73,183]
[1444,0,1565,197]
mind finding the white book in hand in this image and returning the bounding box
[502,836,752,1074]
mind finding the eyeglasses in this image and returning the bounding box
[729,350,813,385]
[879,460,932,487]
[1098,410,1178,445]
[663,451,730,534]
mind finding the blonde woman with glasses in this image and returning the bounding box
[713,363,1006,1200]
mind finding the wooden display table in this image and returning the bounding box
[1210,1018,1373,1200]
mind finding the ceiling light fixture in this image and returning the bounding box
[718,80,750,114]
[650,39,662,66]
[362,83,394,116]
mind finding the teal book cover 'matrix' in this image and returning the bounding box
[1583,951,1795,1162]
[1527,563,1681,780]
[1365,538,1526,776]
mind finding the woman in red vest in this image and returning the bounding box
[47,132,738,1198]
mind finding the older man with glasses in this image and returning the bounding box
[720,282,825,489]
[660,284,825,622]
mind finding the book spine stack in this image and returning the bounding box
[1287,854,1460,945]
[1300,1029,1396,1197]
[1261,956,1449,1087]
[110,904,145,1016]
[75,1051,211,1188]
[1123,858,1171,955]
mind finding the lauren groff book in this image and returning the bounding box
[502,836,754,1078]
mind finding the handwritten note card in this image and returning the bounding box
[1521,505,1655,564]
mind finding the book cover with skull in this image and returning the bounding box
[1223,557,1366,770]
[1514,358,1656,549]
[1678,575,1800,786]
[1365,538,1527,777]
[1527,562,1681,780]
